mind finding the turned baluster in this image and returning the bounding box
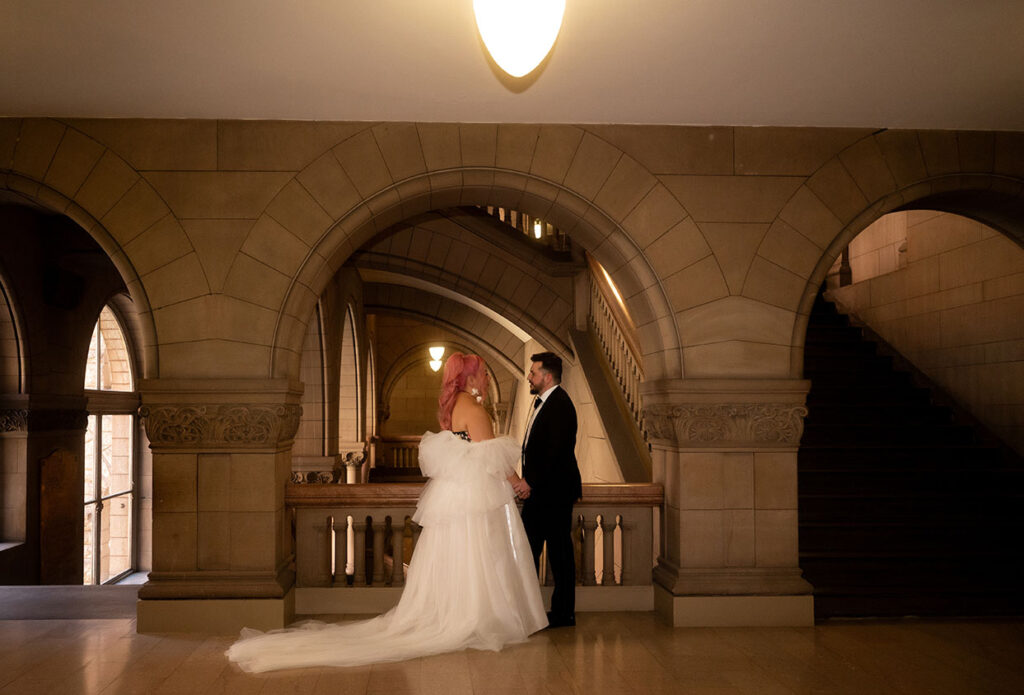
[582,516,598,586]
[352,517,368,586]
[573,514,585,585]
[333,515,350,586]
[372,517,386,585]
[391,517,406,586]
[613,514,624,585]
[602,514,616,586]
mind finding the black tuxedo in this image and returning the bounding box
[521,385,582,622]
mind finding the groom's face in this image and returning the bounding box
[527,362,549,395]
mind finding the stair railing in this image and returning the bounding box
[587,263,647,446]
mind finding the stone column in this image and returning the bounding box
[136,379,302,633]
[643,379,814,627]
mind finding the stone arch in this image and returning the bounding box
[259,124,694,384]
[367,303,523,380]
[783,129,1024,376]
[0,271,27,393]
[0,118,194,380]
[380,340,507,422]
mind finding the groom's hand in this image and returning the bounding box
[514,479,531,499]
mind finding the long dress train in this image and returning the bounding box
[226,430,547,673]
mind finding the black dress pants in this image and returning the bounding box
[521,498,575,620]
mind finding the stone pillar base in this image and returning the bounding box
[654,583,814,627]
[137,589,295,634]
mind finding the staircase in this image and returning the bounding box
[799,293,1024,619]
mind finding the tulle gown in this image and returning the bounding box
[226,430,547,673]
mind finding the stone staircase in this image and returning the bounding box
[799,293,1024,619]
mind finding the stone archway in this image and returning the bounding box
[254,124,693,384]
[786,130,1024,376]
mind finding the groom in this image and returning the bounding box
[515,351,583,628]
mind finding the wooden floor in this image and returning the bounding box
[1,590,1023,694]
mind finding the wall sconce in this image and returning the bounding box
[428,346,445,372]
[473,0,566,78]
[533,219,543,239]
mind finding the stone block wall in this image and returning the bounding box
[830,211,1024,453]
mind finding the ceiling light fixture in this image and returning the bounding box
[473,0,566,78]
[429,346,445,372]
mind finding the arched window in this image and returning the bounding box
[83,305,138,584]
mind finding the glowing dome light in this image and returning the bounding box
[473,0,566,78]
[429,346,445,360]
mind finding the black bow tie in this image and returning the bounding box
[533,396,542,409]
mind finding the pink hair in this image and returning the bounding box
[437,352,488,430]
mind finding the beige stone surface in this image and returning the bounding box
[43,127,106,198]
[700,222,770,294]
[180,219,253,293]
[152,453,198,514]
[754,452,798,509]
[69,119,218,171]
[144,171,292,219]
[735,128,870,176]
[663,175,802,223]
[217,121,366,171]
[754,510,799,567]
[591,125,734,175]
[74,150,140,219]
[530,125,583,183]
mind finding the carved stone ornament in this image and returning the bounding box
[644,403,808,447]
[140,403,302,449]
[0,409,28,432]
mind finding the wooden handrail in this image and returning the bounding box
[286,482,664,508]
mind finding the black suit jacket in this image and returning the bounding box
[522,385,583,504]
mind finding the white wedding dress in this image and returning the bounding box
[226,430,547,673]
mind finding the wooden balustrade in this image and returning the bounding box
[288,483,663,591]
[588,267,647,445]
[375,437,421,469]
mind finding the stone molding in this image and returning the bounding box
[140,403,302,449]
[641,379,810,449]
[0,408,91,432]
[653,560,813,597]
[644,403,808,448]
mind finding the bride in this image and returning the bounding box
[226,353,547,672]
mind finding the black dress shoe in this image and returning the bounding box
[546,611,575,628]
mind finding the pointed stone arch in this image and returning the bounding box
[783,130,1024,376]
[259,124,695,384]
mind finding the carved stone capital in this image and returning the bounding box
[0,409,28,432]
[644,403,808,448]
[140,403,302,450]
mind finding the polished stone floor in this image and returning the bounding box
[0,591,1022,694]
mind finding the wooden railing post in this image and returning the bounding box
[602,514,617,585]
[372,518,385,585]
[333,515,349,586]
[582,516,598,586]
[391,518,405,586]
[352,517,368,586]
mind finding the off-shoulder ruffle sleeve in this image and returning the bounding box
[413,431,520,526]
